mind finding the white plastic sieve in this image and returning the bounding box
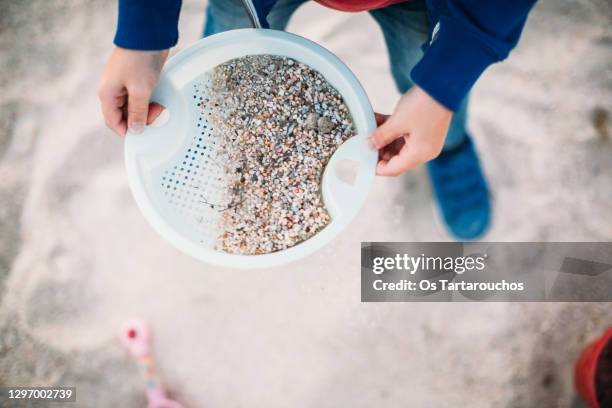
[124,29,377,269]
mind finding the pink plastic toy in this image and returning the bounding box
[120,320,184,408]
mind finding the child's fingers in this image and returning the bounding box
[127,86,152,134]
[370,116,403,150]
[379,138,404,161]
[376,142,421,177]
[146,103,165,125]
[99,94,127,136]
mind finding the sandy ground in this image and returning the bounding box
[0,0,611,407]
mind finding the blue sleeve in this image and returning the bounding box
[114,0,182,51]
[411,0,537,111]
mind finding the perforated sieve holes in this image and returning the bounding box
[159,75,229,247]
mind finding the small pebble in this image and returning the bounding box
[317,116,334,134]
[305,112,320,130]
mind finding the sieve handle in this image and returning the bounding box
[240,0,263,29]
[322,136,376,219]
[125,79,186,155]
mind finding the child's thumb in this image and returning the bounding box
[127,87,151,134]
[370,117,400,149]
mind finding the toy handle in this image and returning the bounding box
[322,135,377,219]
[147,389,185,408]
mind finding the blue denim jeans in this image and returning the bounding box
[203,0,469,150]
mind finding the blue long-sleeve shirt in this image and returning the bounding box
[113,0,536,111]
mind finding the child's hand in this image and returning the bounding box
[370,86,452,176]
[98,47,168,136]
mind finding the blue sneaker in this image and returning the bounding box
[427,135,491,240]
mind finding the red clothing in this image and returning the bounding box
[315,0,405,12]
